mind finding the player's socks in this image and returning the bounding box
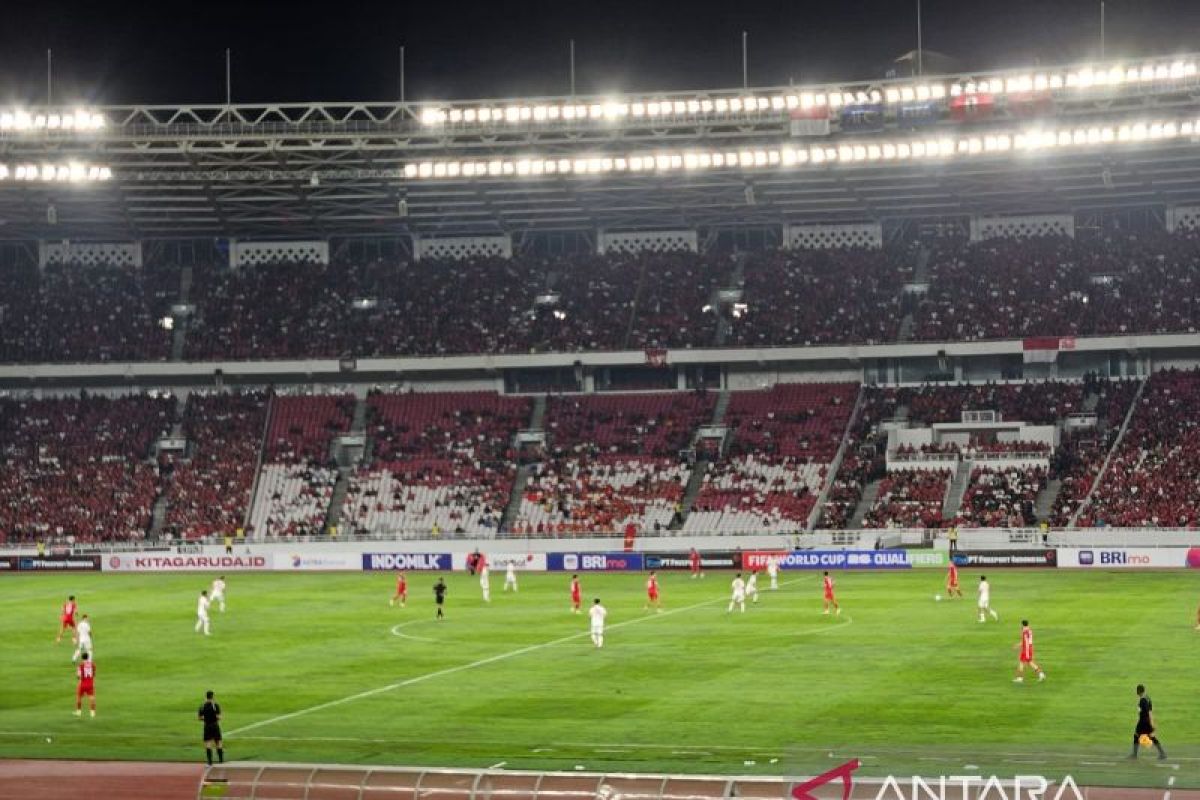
[990,609,999,621]
[217,748,224,763]
[1038,671,1046,681]
[73,709,81,717]
[206,748,213,765]
[1013,677,1024,683]
[89,709,95,718]
[836,608,841,616]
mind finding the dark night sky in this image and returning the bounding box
[1,0,1198,105]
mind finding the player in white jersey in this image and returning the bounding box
[588,598,607,648]
[72,614,93,662]
[728,573,747,613]
[210,576,227,612]
[746,570,760,604]
[504,563,518,592]
[767,557,779,590]
[977,575,999,623]
[195,590,212,635]
[480,566,491,602]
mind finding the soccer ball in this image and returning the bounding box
[1139,734,1153,746]
[934,594,942,602]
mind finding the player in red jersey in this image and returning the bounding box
[946,562,963,599]
[73,652,96,717]
[822,571,840,616]
[390,572,407,607]
[1012,619,1046,683]
[689,548,704,579]
[570,574,582,614]
[56,595,78,643]
[645,570,663,612]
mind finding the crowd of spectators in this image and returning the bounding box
[901,380,1085,425]
[728,248,908,347]
[912,231,1200,342]
[0,262,177,364]
[164,392,268,540]
[1078,369,1200,527]
[950,466,1047,528]
[0,393,174,542]
[686,383,856,532]
[342,391,530,535]
[860,468,952,529]
[818,387,898,529]
[513,391,713,533]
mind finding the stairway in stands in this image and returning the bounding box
[500,396,547,532]
[322,396,369,536]
[1034,478,1062,522]
[942,460,972,520]
[848,479,884,528]
[169,266,193,361]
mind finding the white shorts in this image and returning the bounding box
[978,598,989,609]
[198,613,210,622]
[732,592,745,603]
[591,625,604,635]
[77,637,93,651]
[211,591,224,601]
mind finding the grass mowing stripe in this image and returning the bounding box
[228,576,811,737]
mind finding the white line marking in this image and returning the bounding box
[228,578,810,736]
[389,622,438,643]
[790,616,853,636]
[489,761,507,769]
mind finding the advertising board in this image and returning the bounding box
[1058,548,1188,569]
[950,550,1057,568]
[272,552,362,571]
[741,550,914,570]
[361,553,452,571]
[643,551,740,570]
[103,553,270,572]
[546,553,643,572]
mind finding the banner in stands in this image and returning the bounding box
[452,553,547,571]
[361,553,452,571]
[644,551,741,570]
[1058,548,1188,569]
[547,553,643,572]
[741,550,913,570]
[18,555,102,572]
[0,556,15,572]
[272,552,361,571]
[104,553,269,572]
[951,550,1058,568]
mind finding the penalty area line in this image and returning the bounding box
[227,577,810,737]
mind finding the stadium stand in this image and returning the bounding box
[950,465,1047,528]
[818,387,899,529]
[163,392,268,540]
[728,248,908,347]
[0,262,176,364]
[861,468,953,529]
[685,383,857,532]
[247,394,354,537]
[514,391,714,534]
[1078,369,1200,527]
[913,231,1200,342]
[341,391,531,536]
[0,394,174,542]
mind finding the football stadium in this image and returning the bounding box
[3,4,1200,798]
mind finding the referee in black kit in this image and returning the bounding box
[198,690,224,765]
[1131,684,1167,760]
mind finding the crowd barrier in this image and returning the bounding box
[198,762,1095,800]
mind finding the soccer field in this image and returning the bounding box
[1,569,1196,789]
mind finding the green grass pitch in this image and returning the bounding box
[0,569,1197,788]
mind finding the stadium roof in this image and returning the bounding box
[4,56,1200,242]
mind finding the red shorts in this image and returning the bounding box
[1020,651,1034,663]
[824,591,834,601]
[571,594,581,604]
[76,684,94,698]
[648,591,659,601]
[947,579,959,589]
[61,617,75,627]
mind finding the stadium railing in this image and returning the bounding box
[197,762,1095,800]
